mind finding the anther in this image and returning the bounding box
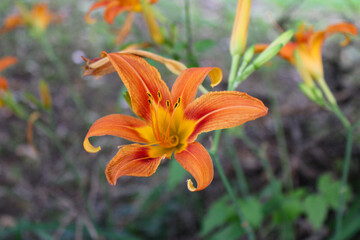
[166,100,170,108]
[146,92,153,99]
[148,99,152,104]
[157,91,162,101]
[177,97,181,104]
[174,102,178,108]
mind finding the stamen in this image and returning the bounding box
[164,102,179,143]
[157,91,162,102]
[146,92,153,99]
[161,100,171,141]
[148,99,152,104]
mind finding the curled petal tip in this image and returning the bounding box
[83,138,101,153]
[209,67,223,88]
[107,176,117,185]
[187,179,197,192]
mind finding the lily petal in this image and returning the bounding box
[171,67,222,109]
[84,114,150,153]
[105,52,171,122]
[104,2,132,24]
[105,144,164,185]
[185,91,268,142]
[0,14,25,34]
[0,57,18,73]
[83,50,186,77]
[82,55,114,77]
[174,141,213,192]
[122,49,187,75]
[0,77,8,90]
[85,0,110,24]
[309,23,358,61]
[115,12,134,45]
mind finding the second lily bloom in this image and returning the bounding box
[85,0,163,44]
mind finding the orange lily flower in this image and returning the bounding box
[0,3,62,34]
[0,57,17,107]
[85,0,162,44]
[83,52,268,191]
[86,0,157,24]
[254,23,358,81]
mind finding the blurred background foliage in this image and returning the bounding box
[1,0,360,239]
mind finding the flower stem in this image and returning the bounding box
[184,0,198,67]
[264,76,292,189]
[318,76,353,239]
[238,129,275,182]
[225,133,249,197]
[228,54,241,90]
[210,130,256,240]
[334,124,353,239]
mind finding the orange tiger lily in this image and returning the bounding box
[0,57,17,107]
[85,0,162,44]
[86,0,157,24]
[83,52,268,191]
[254,23,358,81]
[0,3,62,34]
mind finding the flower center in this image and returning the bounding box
[147,91,182,149]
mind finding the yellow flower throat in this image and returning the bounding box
[143,91,195,158]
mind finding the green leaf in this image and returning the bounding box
[200,196,234,237]
[194,39,216,52]
[238,197,264,228]
[318,173,351,209]
[304,194,328,230]
[208,222,244,240]
[272,194,303,223]
[167,157,187,190]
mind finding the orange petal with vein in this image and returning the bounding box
[83,114,149,153]
[105,144,164,185]
[174,141,213,192]
[185,91,268,142]
[105,52,171,122]
[171,67,222,109]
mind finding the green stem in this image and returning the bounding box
[334,125,353,239]
[265,77,292,189]
[228,54,241,90]
[225,133,249,197]
[210,130,256,240]
[239,129,275,182]
[317,77,337,106]
[184,0,198,67]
